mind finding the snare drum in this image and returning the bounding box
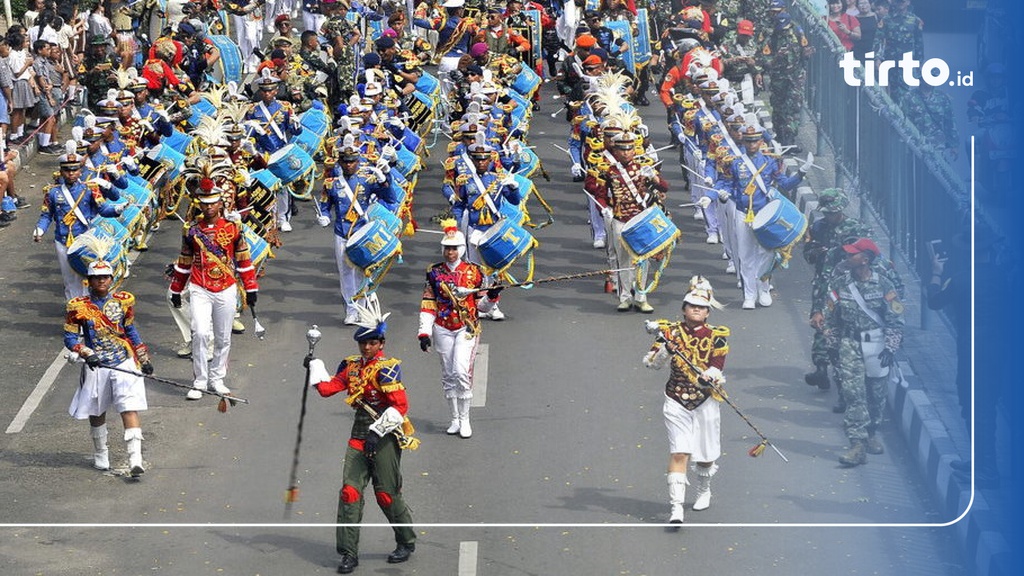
[476,217,535,273]
[148,142,186,182]
[345,220,401,270]
[163,129,193,154]
[415,71,441,103]
[267,144,315,185]
[395,145,420,178]
[290,128,324,157]
[187,97,217,128]
[620,205,680,259]
[300,107,331,139]
[751,197,807,250]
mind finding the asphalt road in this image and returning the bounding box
[0,82,967,575]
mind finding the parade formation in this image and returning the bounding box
[8,0,937,573]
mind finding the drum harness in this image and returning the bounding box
[461,151,503,226]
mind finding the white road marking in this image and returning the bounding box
[6,351,68,434]
[472,344,487,407]
[459,540,478,576]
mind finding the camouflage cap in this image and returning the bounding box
[816,188,849,213]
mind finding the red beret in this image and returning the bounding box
[576,34,597,48]
[842,238,881,257]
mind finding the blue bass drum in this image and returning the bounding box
[511,65,541,98]
[515,147,540,177]
[122,176,156,208]
[67,219,131,279]
[415,71,441,103]
[148,142,187,182]
[620,205,680,259]
[242,223,271,268]
[206,34,243,85]
[499,199,526,226]
[400,127,423,154]
[751,197,807,250]
[163,129,193,154]
[364,202,403,237]
[395,145,420,178]
[290,128,324,157]
[267,144,315,185]
[476,217,536,273]
[249,169,282,193]
[300,107,331,139]
[187,97,217,128]
[345,219,401,270]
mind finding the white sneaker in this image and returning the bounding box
[344,312,358,325]
[721,251,730,260]
[488,305,505,321]
[758,290,773,307]
[211,382,231,395]
[593,238,606,249]
[737,280,743,289]
[693,208,704,221]
[725,262,736,274]
[459,418,473,438]
[705,232,719,244]
[279,220,292,232]
[186,388,204,400]
[742,298,756,310]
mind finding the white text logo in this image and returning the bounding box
[840,52,973,87]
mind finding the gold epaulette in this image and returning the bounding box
[443,156,457,170]
[709,324,730,338]
[446,142,460,154]
[111,291,135,307]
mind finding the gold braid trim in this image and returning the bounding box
[438,281,480,338]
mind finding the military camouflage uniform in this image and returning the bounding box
[825,266,904,458]
[82,49,122,110]
[760,20,808,146]
[873,4,924,102]
[323,14,359,100]
[900,87,959,152]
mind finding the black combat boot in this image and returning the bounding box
[804,364,829,389]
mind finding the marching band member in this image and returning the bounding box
[584,128,668,313]
[317,135,397,325]
[33,145,124,300]
[643,281,730,523]
[416,0,479,97]
[169,179,259,401]
[64,260,154,477]
[417,220,502,438]
[246,70,303,231]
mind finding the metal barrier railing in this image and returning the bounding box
[791,0,969,285]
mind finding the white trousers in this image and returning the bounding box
[438,55,463,99]
[234,15,263,72]
[433,324,478,399]
[333,233,366,316]
[55,240,87,300]
[606,219,647,304]
[718,197,739,272]
[587,197,605,242]
[69,358,147,419]
[188,284,236,390]
[302,11,326,34]
[732,211,774,301]
[663,396,721,462]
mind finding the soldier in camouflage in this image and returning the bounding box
[802,189,871,392]
[900,84,959,160]
[760,11,810,148]
[873,0,924,103]
[321,0,361,102]
[824,238,904,467]
[81,34,123,110]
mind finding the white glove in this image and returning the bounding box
[570,163,584,178]
[307,358,331,387]
[290,116,302,131]
[800,151,814,173]
[696,196,712,209]
[677,132,687,144]
[640,165,657,179]
[104,164,120,176]
[317,215,331,227]
[717,188,731,202]
[601,206,614,221]
[502,176,519,189]
[703,176,714,187]
[241,139,258,155]
[122,156,138,172]
[386,117,405,129]
[700,366,725,385]
[454,286,475,297]
[643,319,662,334]
[368,167,386,182]
[88,177,112,190]
[507,140,523,156]
[381,144,398,163]
[224,209,242,223]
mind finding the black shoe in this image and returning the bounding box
[39,144,61,156]
[804,366,828,388]
[637,95,650,106]
[337,554,359,574]
[14,196,30,209]
[387,543,415,564]
[832,400,847,414]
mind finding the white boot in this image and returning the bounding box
[445,397,460,435]
[667,472,688,523]
[125,428,145,477]
[692,463,718,511]
[91,424,109,471]
[457,398,472,438]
